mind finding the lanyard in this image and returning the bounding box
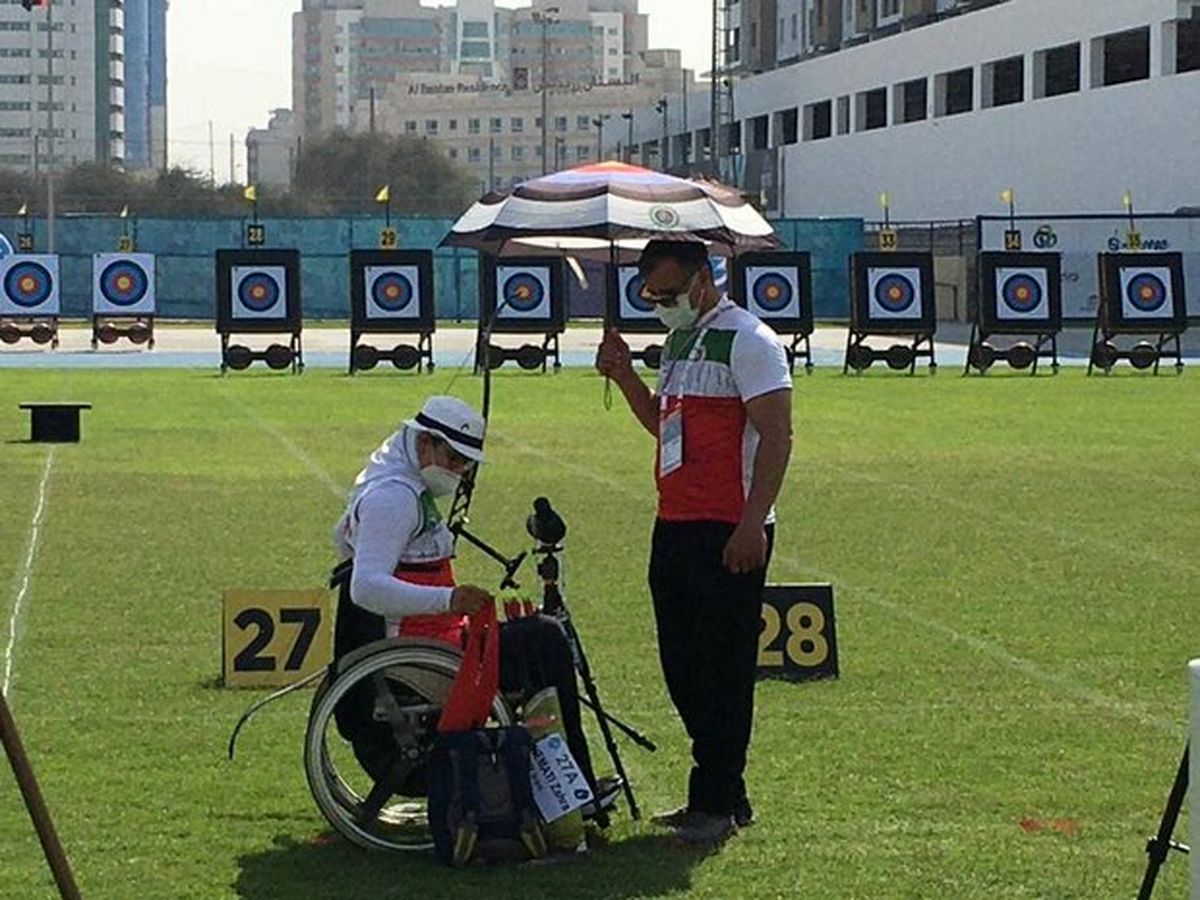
[659,302,726,403]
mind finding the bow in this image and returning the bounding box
[445,267,498,542]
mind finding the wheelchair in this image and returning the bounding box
[304,635,519,853]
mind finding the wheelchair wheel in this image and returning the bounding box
[304,640,516,852]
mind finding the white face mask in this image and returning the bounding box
[653,275,701,331]
[420,465,461,497]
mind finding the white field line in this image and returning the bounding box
[220,390,345,501]
[3,448,56,698]
[488,428,1181,734]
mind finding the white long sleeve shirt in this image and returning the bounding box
[333,429,455,622]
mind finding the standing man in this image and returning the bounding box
[596,240,793,845]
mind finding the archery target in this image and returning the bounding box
[1119,266,1173,319]
[365,265,419,319]
[496,266,552,321]
[995,267,1050,321]
[0,255,59,316]
[867,267,923,320]
[745,266,801,318]
[93,253,156,315]
[232,266,286,320]
[619,266,657,319]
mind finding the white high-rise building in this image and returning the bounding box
[0,0,126,171]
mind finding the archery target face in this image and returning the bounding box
[618,266,658,320]
[93,253,156,315]
[0,255,59,316]
[364,265,419,319]
[1119,266,1174,319]
[232,266,286,320]
[745,266,801,319]
[994,267,1050,321]
[496,265,552,320]
[867,267,923,320]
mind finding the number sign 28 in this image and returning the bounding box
[222,589,332,688]
[757,584,839,682]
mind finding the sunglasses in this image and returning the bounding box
[639,271,698,307]
[431,437,473,469]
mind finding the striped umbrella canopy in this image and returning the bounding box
[441,161,780,262]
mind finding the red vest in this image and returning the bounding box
[393,559,467,647]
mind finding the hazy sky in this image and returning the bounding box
[167,0,712,181]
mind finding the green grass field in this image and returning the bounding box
[0,367,1196,899]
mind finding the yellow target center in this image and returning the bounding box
[117,276,132,291]
[251,286,266,299]
[1141,286,1155,300]
[766,286,780,299]
[385,285,400,299]
[1016,287,1029,301]
[516,286,531,299]
[19,276,35,292]
[888,287,903,301]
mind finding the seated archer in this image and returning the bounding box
[329,395,617,812]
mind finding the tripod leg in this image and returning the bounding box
[1137,744,1189,900]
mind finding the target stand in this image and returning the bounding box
[215,249,304,375]
[966,252,1062,376]
[476,256,566,373]
[91,253,157,350]
[732,252,815,374]
[349,251,436,375]
[1088,252,1187,376]
[608,264,667,371]
[0,255,61,350]
[844,252,937,375]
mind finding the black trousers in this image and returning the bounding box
[649,519,774,816]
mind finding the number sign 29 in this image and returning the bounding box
[757,584,839,682]
[222,589,332,688]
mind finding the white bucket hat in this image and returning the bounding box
[404,396,486,462]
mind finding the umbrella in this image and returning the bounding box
[441,161,780,262]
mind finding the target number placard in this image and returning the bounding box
[247,224,266,247]
[1099,252,1186,333]
[757,584,839,682]
[481,256,566,334]
[732,252,814,334]
[977,252,1062,332]
[17,233,33,252]
[379,227,398,250]
[222,589,332,688]
[0,255,60,317]
[93,253,156,315]
[851,252,936,335]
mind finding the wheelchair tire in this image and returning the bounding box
[304,640,516,852]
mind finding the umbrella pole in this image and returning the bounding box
[603,240,616,409]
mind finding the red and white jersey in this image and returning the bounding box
[655,297,791,524]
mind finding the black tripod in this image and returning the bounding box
[1137,743,1190,900]
[526,497,655,822]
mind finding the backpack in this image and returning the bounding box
[426,726,548,867]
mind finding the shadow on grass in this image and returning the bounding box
[234,831,710,900]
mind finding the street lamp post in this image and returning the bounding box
[621,110,633,163]
[591,115,608,161]
[655,97,669,172]
[532,6,560,175]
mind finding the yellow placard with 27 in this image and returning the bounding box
[222,589,332,688]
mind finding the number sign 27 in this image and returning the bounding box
[222,589,332,688]
[757,584,839,682]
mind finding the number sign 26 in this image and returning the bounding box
[757,584,839,682]
[222,589,332,688]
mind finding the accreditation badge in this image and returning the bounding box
[660,406,684,476]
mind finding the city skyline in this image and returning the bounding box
[168,0,713,184]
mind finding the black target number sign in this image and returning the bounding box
[246,224,266,247]
[222,589,332,688]
[757,585,839,682]
[379,227,398,249]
